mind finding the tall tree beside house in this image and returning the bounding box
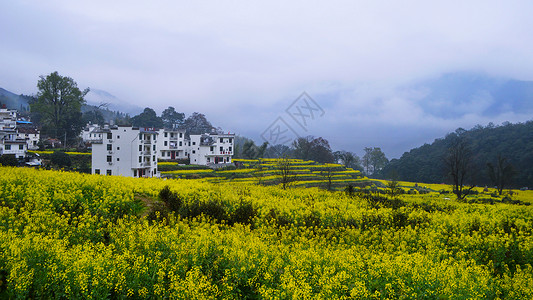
[161,106,185,128]
[131,107,164,128]
[181,112,216,136]
[30,71,89,145]
[241,140,268,159]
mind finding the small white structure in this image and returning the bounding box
[187,133,234,166]
[81,124,101,144]
[0,108,17,129]
[156,128,187,160]
[90,126,159,177]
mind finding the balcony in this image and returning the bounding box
[89,139,103,144]
[143,162,151,166]
[169,137,178,141]
[143,140,152,144]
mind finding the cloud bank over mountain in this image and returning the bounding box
[2,1,533,157]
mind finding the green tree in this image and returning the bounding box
[161,106,185,128]
[131,107,164,128]
[181,112,215,136]
[82,109,105,125]
[242,140,268,159]
[370,147,388,174]
[362,147,388,175]
[292,136,334,163]
[30,72,89,145]
[292,136,313,160]
[263,144,293,158]
[334,150,362,170]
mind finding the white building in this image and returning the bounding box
[0,108,17,129]
[81,124,101,144]
[16,127,40,150]
[0,128,27,159]
[156,128,187,160]
[187,133,234,166]
[91,126,159,177]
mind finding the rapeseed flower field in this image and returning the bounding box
[0,166,532,298]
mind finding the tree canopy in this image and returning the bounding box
[362,147,388,175]
[334,150,362,170]
[131,108,164,128]
[377,121,533,188]
[292,136,334,163]
[30,72,89,144]
[181,112,215,136]
[161,106,185,128]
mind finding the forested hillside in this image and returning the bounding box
[378,121,533,188]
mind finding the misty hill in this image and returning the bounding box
[378,121,533,188]
[85,89,142,116]
[0,86,141,115]
[0,87,32,111]
[403,71,533,119]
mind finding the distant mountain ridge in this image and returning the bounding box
[0,86,142,118]
[378,121,533,188]
[0,87,32,110]
[85,89,143,115]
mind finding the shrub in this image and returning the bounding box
[0,154,19,166]
[50,151,71,168]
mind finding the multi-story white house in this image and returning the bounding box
[187,133,234,166]
[0,128,27,160]
[156,128,187,160]
[16,127,40,150]
[91,126,159,177]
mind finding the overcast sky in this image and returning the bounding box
[2,1,533,157]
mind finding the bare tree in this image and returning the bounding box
[276,156,296,190]
[362,147,373,175]
[444,136,475,200]
[386,170,402,198]
[487,154,516,195]
[320,166,335,191]
[251,159,265,185]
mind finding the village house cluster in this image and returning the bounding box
[1,107,235,178]
[0,108,41,165]
[85,125,234,178]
